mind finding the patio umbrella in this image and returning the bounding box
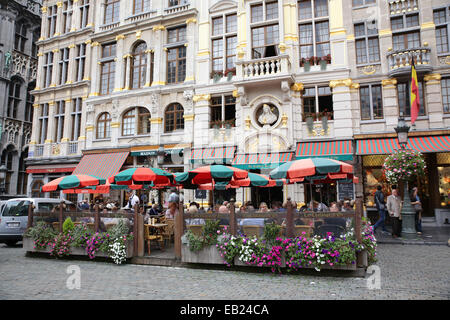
[269,158,353,180]
[108,167,174,186]
[42,174,106,192]
[174,165,248,186]
[230,172,281,188]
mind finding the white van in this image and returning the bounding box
[0,198,73,246]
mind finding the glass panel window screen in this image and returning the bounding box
[75,44,86,82]
[212,17,223,36]
[226,36,237,70]
[397,81,426,117]
[314,0,328,17]
[97,112,111,139]
[266,2,278,20]
[54,101,65,143]
[434,8,450,54]
[210,97,222,128]
[212,39,223,72]
[226,14,237,33]
[298,0,312,20]
[405,14,419,28]
[71,98,82,141]
[131,42,147,89]
[14,22,27,52]
[442,78,450,113]
[63,0,73,34]
[360,86,371,120]
[134,0,151,14]
[138,107,150,134]
[251,4,263,23]
[80,0,90,28]
[165,103,184,132]
[436,27,449,54]
[104,0,120,24]
[122,109,136,136]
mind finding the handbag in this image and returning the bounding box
[414,203,422,212]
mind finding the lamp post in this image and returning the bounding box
[394,114,416,239]
[0,165,7,195]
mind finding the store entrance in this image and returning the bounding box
[305,183,337,207]
[249,169,283,208]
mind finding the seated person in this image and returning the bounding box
[148,204,160,216]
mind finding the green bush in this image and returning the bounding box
[24,221,57,249]
[263,222,281,245]
[62,217,75,234]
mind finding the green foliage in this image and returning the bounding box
[263,222,281,245]
[62,217,75,234]
[108,220,131,241]
[185,230,204,252]
[203,219,220,246]
[70,223,92,248]
[24,221,57,249]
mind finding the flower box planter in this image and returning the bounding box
[234,251,286,268]
[181,244,224,264]
[23,236,134,259]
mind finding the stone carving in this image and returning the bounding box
[150,93,159,114]
[281,81,291,102]
[256,104,278,127]
[183,90,194,112]
[237,87,247,106]
[9,51,37,81]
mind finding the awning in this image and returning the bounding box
[190,146,236,164]
[72,152,129,179]
[130,149,183,157]
[26,164,76,174]
[232,152,293,169]
[295,140,353,161]
[356,136,450,155]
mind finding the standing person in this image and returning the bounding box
[122,191,140,211]
[373,185,389,234]
[410,187,423,235]
[165,202,179,219]
[387,187,402,238]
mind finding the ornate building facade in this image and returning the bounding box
[0,0,41,199]
[28,0,450,216]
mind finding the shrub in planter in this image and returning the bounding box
[63,217,75,234]
[263,222,281,246]
[24,221,57,250]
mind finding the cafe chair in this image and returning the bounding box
[51,222,60,231]
[144,224,164,255]
[162,219,175,245]
[187,225,203,237]
[242,225,261,238]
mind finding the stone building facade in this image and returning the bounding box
[27,0,450,216]
[0,0,41,199]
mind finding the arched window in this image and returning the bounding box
[164,103,184,132]
[31,181,45,198]
[14,21,27,52]
[122,107,151,136]
[131,42,147,89]
[2,146,16,194]
[8,79,22,119]
[96,112,111,139]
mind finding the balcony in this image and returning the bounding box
[34,145,44,157]
[388,0,418,15]
[387,47,432,77]
[236,55,292,83]
[164,1,190,15]
[125,10,157,24]
[1,51,37,81]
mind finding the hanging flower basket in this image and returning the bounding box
[382,149,426,185]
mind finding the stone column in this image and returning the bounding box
[54,1,63,37]
[83,40,92,81]
[424,73,444,129]
[123,55,132,91]
[151,25,166,86]
[192,94,211,148]
[328,0,347,68]
[329,79,357,139]
[144,49,153,87]
[237,0,248,61]
[39,6,48,41]
[50,49,60,87]
[80,98,90,149]
[71,0,81,32]
[89,41,100,96]
[381,78,399,131]
[29,104,40,155]
[67,44,76,84]
[86,0,95,28]
[114,34,126,92]
[44,101,56,157]
[36,53,45,90]
[282,0,298,71]
[184,18,196,83]
[61,98,73,156]
[378,1,393,75]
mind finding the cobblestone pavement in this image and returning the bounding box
[0,243,449,300]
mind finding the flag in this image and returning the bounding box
[410,59,420,125]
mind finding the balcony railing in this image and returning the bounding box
[34,145,44,157]
[387,47,432,76]
[236,55,291,80]
[389,0,418,15]
[99,22,120,32]
[125,10,157,23]
[164,1,190,15]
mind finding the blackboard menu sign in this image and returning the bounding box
[195,189,207,199]
[338,182,354,201]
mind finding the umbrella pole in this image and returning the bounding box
[309,183,312,208]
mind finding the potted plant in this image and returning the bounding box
[301,58,311,71]
[320,110,329,133]
[210,70,223,82]
[225,67,236,81]
[310,56,319,66]
[305,113,315,133]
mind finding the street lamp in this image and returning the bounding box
[394,114,416,239]
[0,165,7,194]
[394,113,410,149]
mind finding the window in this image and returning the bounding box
[17,150,28,195]
[75,44,86,82]
[104,0,120,24]
[59,48,70,85]
[14,21,27,52]
[360,84,383,120]
[63,1,73,34]
[211,13,237,75]
[391,13,420,51]
[43,52,54,88]
[25,82,35,122]
[7,79,21,119]
[38,103,49,144]
[97,112,111,139]
[164,103,184,132]
[71,98,82,141]
[298,0,330,64]
[168,0,188,7]
[47,5,58,37]
[54,101,65,143]
[80,0,90,28]
[354,22,380,65]
[100,43,116,95]
[131,42,148,89]
[31,181,45,198]
[31,30,39,57]
[167,26,187,84]
[302,86,333,121]
[441,78,450,113]
[134,0,151,14]
[251,2,279,59]
[434,7,450,54]
[210,95,236,128]
[397,80,426,117]
[352,0,375,6]
[121,107,150,136]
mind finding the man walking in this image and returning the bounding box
[373,185,389,234]
[387,187,402,238]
